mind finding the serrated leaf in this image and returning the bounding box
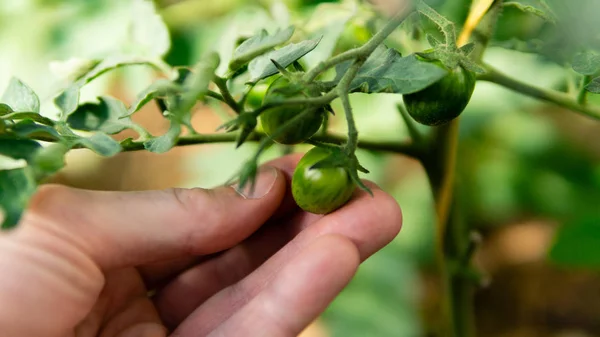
[230,26,295,71]
[504,0,557,23]
[0,137,41,162]
[129,79,181,115]
[10,120,61,140]
[76,133,122,157]
[1,78,40,113]
[143,122,181,153]
[248,37,322,82]
[130,0,171,57]
[549,216,600,268]
[586,77,600,94]
[0,168,36,229]
[54,85,80,119]
[68,96,133,134]
[333,47,448,94]
[572,51,600,76]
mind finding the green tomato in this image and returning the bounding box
[259,76,324,145]
[246,83,269,110]
[402,58,476,126]
[292,147,356,214]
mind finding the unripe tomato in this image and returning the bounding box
[259,76,324,145]
[292,147,356,214]
[246,83,269,110]
[403,58,476,126]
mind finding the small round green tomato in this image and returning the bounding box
[403,58,476,126]
[292,147,356,214]
[259,76,324,145]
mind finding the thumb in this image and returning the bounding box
[17,166,284,270]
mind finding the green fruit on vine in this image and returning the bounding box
[292,147,356,214]
[402,58,476,126]
[259,76,324,145]
[246,83,269,110]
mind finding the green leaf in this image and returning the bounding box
[49,58,101,83]
[9,120,61,140]
[248,37,322,82]
[76,133,122,157]
[572,51,600,76]
[130,0,171,57]
[549,216,600,268]
[586,77,600,93]
[230,26,295,71]
[0,137,41,161]
[31,143,70,179]
[174,52,221,116]
[333,47,448,94]
[68,96,133,134]
[54,85,80,118]
[1,112,55,126]
[0,103,13,116]
[1,78,40,113]
[77,55,171,88]
[491,38,545,54]
[129,79,182,115]
[143,122,181,153]
[0,168,36,229]
[504,0,557,24]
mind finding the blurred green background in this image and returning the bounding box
[2,0,600,336]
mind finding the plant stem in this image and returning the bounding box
[49,131,416,157]
[577,75,591,105]
[479,66,600,120]
[303,3,412,83]
[421,1,503,337]
[213,76,240,113]
[477,67,600,120]
[337,60,365,154]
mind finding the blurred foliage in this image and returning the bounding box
[1,0,600,336]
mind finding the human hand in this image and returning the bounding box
[0,154,402,337]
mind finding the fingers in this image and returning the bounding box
[206,235,359,337]
[166,182,402,334]
[138,153,305,288]
[18,157,294,270]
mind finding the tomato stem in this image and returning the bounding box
[479,67,600,120]
[303,2,413,83]
[213,75,240,114]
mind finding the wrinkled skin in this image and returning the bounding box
[292,147,356,214]
[403,59,476,126]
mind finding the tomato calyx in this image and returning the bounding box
[308,145,373,196]
[217,112,258,147]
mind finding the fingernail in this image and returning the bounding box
[231,166,278,199]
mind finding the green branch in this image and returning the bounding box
[303,3,413,82]
[213,76,240,113]
[479,66,600,120]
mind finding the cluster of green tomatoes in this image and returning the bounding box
[250,58,475,214]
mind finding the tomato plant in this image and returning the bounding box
[259,76,324,144]
[403,58,476,126]
[2,0,600,336]
[292,146,356,214]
